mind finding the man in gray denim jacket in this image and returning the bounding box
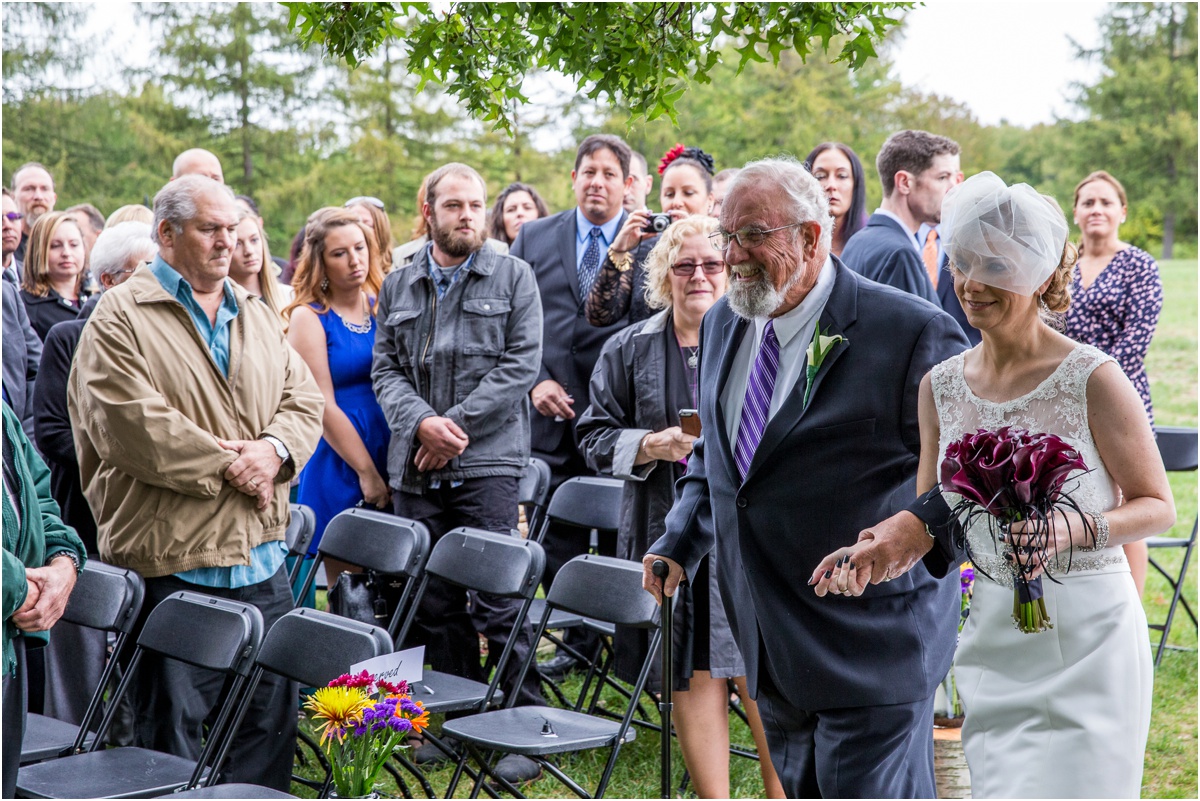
[372,163,547,731]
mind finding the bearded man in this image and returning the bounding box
[371,162,547,778]
[643,157,969,798]
[11,163,57,268]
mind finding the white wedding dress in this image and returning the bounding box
[932,344,1153,799]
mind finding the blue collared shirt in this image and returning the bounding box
[574,208,623,271]
[148,254,287,588]
[424,242,476,300]
[917,223,946,265]
[148,255,240,377]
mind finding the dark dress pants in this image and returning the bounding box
[755,662,937,799]
[2,638,27,798]
[393,476,544,707]
[128,568,297,791]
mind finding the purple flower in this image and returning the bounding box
[940,428,1087,517]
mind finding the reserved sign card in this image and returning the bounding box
[351,645,424,685]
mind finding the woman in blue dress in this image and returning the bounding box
[284,207,390,581]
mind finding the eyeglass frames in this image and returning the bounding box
[669,260,726,277]
[708,222,805,251]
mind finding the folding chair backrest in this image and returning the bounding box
[546,554,659,629]
[519,458,552,508]
[1156,426,1198,472]
[60,560,144,634]
[285,503,317,558]
[254,607,394,688]
[424,528,545,598]
[137,591,264,675]
[317,508,430,576]
[543,476,624,531]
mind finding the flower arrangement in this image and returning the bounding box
[940,426,1091,633]
[304,670,429,798]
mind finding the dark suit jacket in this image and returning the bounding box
[936,253,981,345]
[2,276,42,440]
[33,295,101,554]
[841,213,937,305]
[652,260,970,712]
[510,209,631,478]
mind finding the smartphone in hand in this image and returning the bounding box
[678,409,701,437]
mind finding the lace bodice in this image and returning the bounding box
[932,344,1126,587]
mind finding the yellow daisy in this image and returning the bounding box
[304,685,371,744]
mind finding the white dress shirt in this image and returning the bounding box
[721,256,837,446]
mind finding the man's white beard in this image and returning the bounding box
[725,262,804,320]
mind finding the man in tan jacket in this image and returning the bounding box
[68,174,323,791]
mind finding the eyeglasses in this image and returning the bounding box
[670,260,726,277]
[345,196,385,211]
[709,222,805,251]
[3,212,22,222]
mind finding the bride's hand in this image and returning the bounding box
[1006,510,1091,579]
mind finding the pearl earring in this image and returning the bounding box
[321,277,330,292]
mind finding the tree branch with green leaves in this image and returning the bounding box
[282,2,911,133]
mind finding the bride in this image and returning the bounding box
[815,172,1175,798]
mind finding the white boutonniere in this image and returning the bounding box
[803,326,846,407]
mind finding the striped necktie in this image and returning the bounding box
[733,320,780,481]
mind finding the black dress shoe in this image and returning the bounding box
[537,653,584,682]
[410,733,460,765]
[492,754,542,786]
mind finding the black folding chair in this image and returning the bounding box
[285,503,317,594]
[443,554,661,799]
[528,477,624,706]
[16,592,264,799]
[295,508,431,634]
[192,607,395,798]
[392,527,545,797]
[519,457,552,535]
[1148,425,1198,667]
[19,562,145,765]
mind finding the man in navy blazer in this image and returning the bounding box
[919,222,982,345]
[644,158,969,798]
[510,134,636,675]
[841,130,960,307]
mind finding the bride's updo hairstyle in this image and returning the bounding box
[941,171,1069,299]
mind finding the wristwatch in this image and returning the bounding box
[609,249,634,273]
[48,549,82,574]
[260,435,291,465]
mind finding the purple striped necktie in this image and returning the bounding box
[734,319,780,481]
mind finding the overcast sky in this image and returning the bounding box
[75,0,1110,131]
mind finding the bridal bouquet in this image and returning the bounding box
[940,426,1090,633]
[304,670,429,798]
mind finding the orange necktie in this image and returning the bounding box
[922,228,939,289]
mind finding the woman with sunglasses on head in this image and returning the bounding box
[489,182,549,248]
[346,196,395,274]
[283,208,390,585]
[586,144,718,327]
[804,142,868,257]
[20,211,93,341]
[579,215,783,799]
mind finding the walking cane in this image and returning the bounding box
[652,559,673,799]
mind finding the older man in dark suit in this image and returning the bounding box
[645,157,969,798]
[841,130,960,307]
[510,134,635,677]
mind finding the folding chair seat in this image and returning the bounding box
[443,554,661,799]
[17,592,263,799]
[295,508,431,633]
[391,528,545,794]
[1148,425,1198,667]
[285,503,317,593]
[519,457,552,535]
[20,561,145,765]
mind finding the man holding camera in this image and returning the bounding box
[510,134,644,679]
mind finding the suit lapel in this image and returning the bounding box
[706,303,748,482]
[557,213,581,303]
[745,262,858,482]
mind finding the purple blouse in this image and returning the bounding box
[1064,246,1162,426]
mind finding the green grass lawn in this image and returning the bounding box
[1140,259,1198,799]
[293,260,1198,798]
